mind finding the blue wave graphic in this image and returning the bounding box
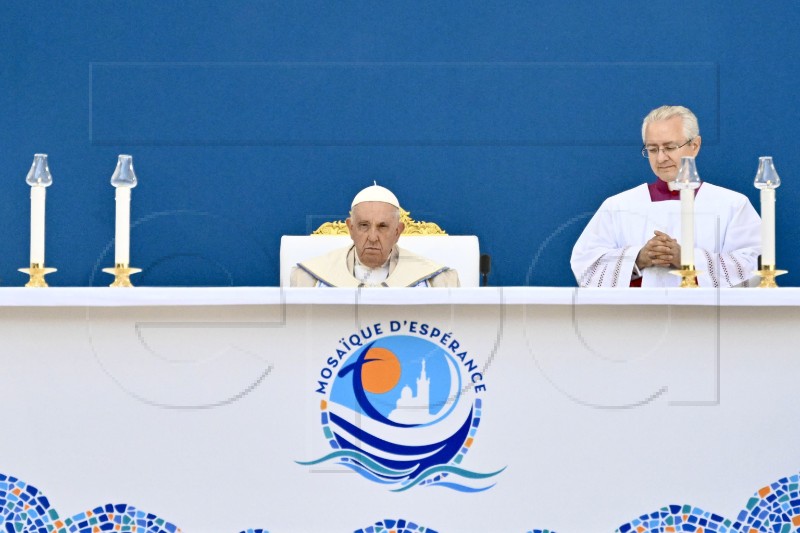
[329,410,454,455]
[338,462,401,484]
[424,481,496,493]
[392,463,507,492]
[295,449,416,477]
[329,406,475,481]
[297,448,504,492]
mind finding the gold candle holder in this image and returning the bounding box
[670,265,700,288]
[18,263,57,288]
[102,263,142,287]
[756,265,787,288]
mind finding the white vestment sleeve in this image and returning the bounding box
[693,191,761,288]
[571,200,643,288]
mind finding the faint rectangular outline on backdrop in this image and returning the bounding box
[88,61,720,147]
[669,215,722,407]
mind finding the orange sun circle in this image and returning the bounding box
[360,348,402,394]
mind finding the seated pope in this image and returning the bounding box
[290,185,460,287]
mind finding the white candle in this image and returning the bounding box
[760,188,776,266]
[30,186,46,265]
[115,187,131,265]
[680,188,695,267]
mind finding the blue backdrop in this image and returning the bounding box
[1,1,797,287]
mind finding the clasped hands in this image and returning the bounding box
[635,230,682,270]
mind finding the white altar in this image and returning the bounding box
[1,287,798,532]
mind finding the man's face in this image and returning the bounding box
[644,116,701,182]
[346,201,404,268]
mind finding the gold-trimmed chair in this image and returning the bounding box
[280,209,480,287]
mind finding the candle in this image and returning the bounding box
[760,188,776,266]
[30,186,46,265]
[674,156,701,269]
[24,154,53,267]
[753,156,781,268]
[115,187,131,265]
[680,188,695,267]
[109,154,138,266]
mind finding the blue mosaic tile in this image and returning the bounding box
[354,517,437,532]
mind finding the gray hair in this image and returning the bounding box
[641,105,700,143]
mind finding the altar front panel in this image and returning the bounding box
[1,289,798,532]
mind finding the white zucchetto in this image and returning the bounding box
[351,183,400,209]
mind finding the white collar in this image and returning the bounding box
[353,251,391,287]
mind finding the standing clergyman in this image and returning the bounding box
[571,105,761,287]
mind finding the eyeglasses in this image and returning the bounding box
[641,138,694,158]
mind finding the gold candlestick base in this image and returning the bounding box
[102,263,142,287]
[18,263,57,288]
[756,265,787,288]
[670,265,701,288]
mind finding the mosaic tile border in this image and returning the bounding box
[354,518,436,533]
[0,473,180,533]
[3,470,799,531]
[616,474,800,533]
